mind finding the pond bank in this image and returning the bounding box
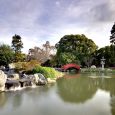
[0,69,63,92]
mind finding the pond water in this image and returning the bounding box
[0,73,115,115]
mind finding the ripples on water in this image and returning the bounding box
[0,73,115,115]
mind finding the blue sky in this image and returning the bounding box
[0,0,115,53]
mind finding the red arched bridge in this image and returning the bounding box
[61,63,80,71]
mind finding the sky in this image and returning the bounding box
[0,0,115,53]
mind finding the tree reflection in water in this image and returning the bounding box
[0,73,115,115]
[57,73,115,114]
[57,74,98,103]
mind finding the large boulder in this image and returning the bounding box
[5,80,20,90]
[34,73,47,85]
[19,78,32,87]
[19,73,47,86]
[0,70,7,91]
[20,74,36,86]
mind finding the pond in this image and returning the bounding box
[0,73,115,115]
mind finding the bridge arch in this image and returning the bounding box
[62,63,80,71]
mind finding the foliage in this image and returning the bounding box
[41,59,52,67]
[27,41,55,63]
[110,22,115,63]
[50,55,58,67]
[15,53,26,62]
[58,52,80,65]
[55,34,97,67]
[44,55,59,67]
[11,34,23,62]
[26,66,62,78]
[12,34,23,52]
[15,60,40,71]
[93,45,115,67]
[0,44,14,66]
[110,22,115,45]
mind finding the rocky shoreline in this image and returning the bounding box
[0,70,57,92]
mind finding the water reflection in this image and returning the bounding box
[57,74,97,103]
[57,73,115,115]
[0,73,115,115]
[111,95,115,114]
[57,73,115,102]
[0,92,7,108]
[0,84,54,109]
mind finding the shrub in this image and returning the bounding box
[26,66,62,78]
[14,60,40,71]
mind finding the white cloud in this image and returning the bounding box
[0,0,114,54]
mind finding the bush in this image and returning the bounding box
[26,66,62,78]
[14,60,40,71]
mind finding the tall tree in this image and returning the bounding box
[110,22,115,45]
[110,22,115,61]
[55,34,97,67]
[0,44,14,66]
[93,45,115,67]
[12,34,23,62]
[27,41,55,63]
[12,34,23,53]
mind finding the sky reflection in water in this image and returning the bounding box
[0,73,115,115]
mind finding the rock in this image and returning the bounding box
[91,65,96,69]
[19,78,32,87]
[34,73,47,85]
[21,74,37,86]
[5,80,20,90]
[0,70,7,91]
[34,74,40,84]
[8,74,20,80]
[47,78,56,84]
[9,63,15,69]
[7,69,15,75]
[0,66,5,70]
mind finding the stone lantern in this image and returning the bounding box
[101,57,106,70]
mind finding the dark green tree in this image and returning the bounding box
[93,45,115,67]
[110,23,115,60]
[12,34,23,53]
[12,34,23,62]
[0,44,14,66]
[110,22,115,45]
[55,34,97,67]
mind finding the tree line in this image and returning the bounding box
[0,22,115,68]
[0,34,25,67]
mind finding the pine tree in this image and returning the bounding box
[12,34,23,53]
[12,34,23,62]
